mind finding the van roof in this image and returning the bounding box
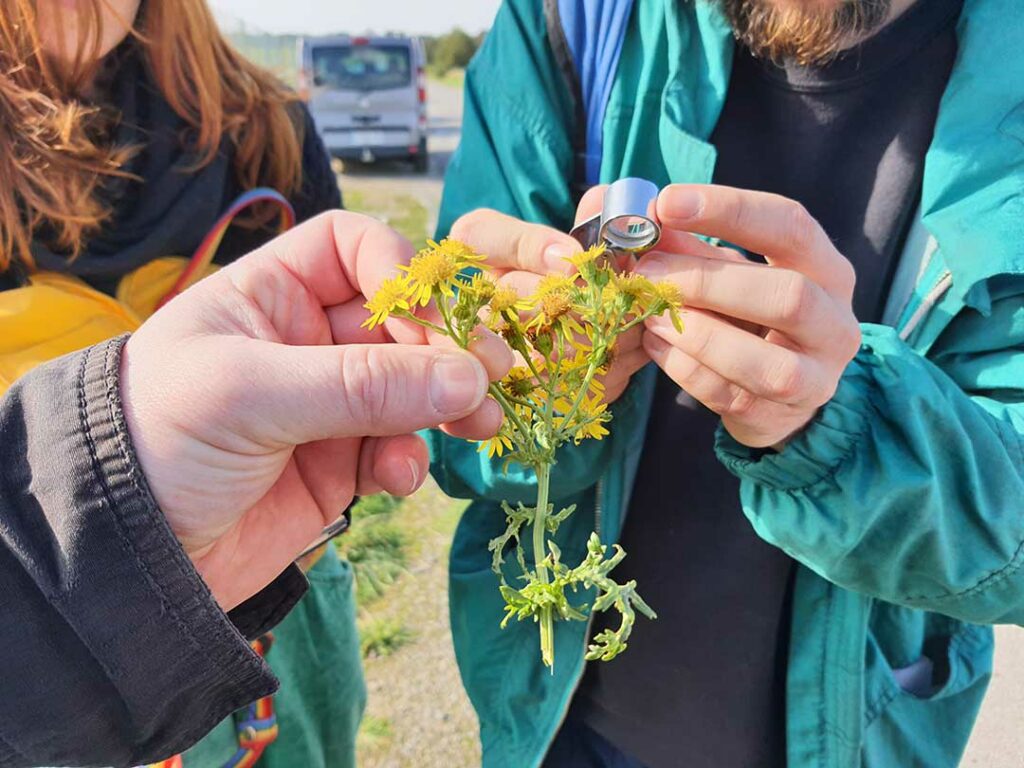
[302,34,416,47]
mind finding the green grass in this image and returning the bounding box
[357,714,394,752]
[359,617,415,658]
[336,494,409,604]
[343,189,431,250]
[428,67,466,89]
[354,493,403,517]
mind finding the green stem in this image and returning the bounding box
[533,463,555,669]
[555,358,601,439]
[393,310,450,336]
[489,383,532,441]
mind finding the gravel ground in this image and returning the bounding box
[356,481,481,768]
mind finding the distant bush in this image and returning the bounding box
[427,28,480,76]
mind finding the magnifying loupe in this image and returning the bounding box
[569,177,661,262]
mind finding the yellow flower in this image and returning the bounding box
[534,274,575,298]
[651,280,683,307]
[552,395,610,443]
[400,239,486,306]
[489,285,529,315]
[460,272,497,302]
[478,432,515,458]
[362,276,411,330]
[612,273,656,302]
[501,367,537,398]
[651,280,684,332]
[430,237,487,266]
[528,275,584,337]
[566,244,608,271]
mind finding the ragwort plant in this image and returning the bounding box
[363,238,683,669]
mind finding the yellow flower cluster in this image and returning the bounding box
[361,238,485,329]
[362,236,683,669]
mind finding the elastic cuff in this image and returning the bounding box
[715,349,877,491]
[228,564,309,640]
[80,336,278,755]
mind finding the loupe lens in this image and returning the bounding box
[600,178,661,254]
[603,215,659,251]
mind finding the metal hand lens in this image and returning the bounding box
[569,177,661,259]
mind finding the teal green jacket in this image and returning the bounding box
[430,1,1024,766]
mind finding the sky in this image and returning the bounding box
[209,0,502,36]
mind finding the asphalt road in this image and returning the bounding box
[336,78,1024,767]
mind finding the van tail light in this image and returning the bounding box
[417,66,427,104]
[297,68,311,102]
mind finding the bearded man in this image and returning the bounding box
[430,0,1024,765]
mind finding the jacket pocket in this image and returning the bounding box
[862,612,993,768]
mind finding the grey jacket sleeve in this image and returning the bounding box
[0,336,304,767]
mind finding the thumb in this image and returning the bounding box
[244,341,490,442]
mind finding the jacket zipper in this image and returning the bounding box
[898,268,953,342]
[535,478,605,768]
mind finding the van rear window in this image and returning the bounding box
[312,45,412,91]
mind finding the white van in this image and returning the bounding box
[299,35,429,172]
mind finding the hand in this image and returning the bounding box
[634,184,862,449]
[120,212,504,610]
[449,186,649,404]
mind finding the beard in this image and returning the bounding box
[719,0,893,65]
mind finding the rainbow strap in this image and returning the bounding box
[157,187,296,310]
[222,634,279,768]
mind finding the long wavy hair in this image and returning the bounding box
[0,0,304,270]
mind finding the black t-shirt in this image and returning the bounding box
[563,2,963,766]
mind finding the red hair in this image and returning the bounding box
[0,0,305,269]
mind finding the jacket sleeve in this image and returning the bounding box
[716,292,1024,625]
[0,337,290,767]
[429,0,623,504]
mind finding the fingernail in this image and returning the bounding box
[429,353,486,416]
[543,242,577,272]
[405,457,421,492]
[663,187,704,220]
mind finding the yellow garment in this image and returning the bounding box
[0,258,218,396]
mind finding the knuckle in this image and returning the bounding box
[764,353,808,402]
[840,318,863,359]
[725,386,759,419]
[776,273,815,327]
[784,201,818,253]
[340,346,392,425]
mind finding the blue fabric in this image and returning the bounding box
[557,0,635,184]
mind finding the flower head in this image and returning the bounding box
[362,276,411,330]
[460,272,497,302]
[566,244,608,272]
[534,274,575,298]
[489,285,528,316]
[400,239,486,306]
[501,367,537,399]
[431,238,487,266]
[651,280,684,332]
[552,395,610,443]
